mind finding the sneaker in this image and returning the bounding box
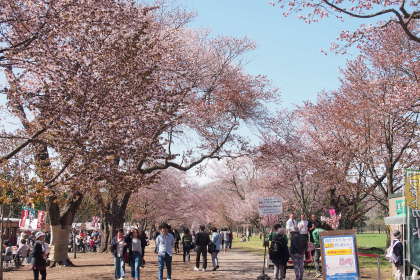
[315,273,322,278]
[194,267,200,271]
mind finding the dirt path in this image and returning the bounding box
[5,249,312,280]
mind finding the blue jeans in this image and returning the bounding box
[158,253,172,280]
[114,256,125,279]
[131,252,141,279]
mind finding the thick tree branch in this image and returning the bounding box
[0,127,47,165]
[44,155,75,187]
[138,125,235,174]
[322,0,420,42]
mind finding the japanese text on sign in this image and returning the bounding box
[322,235,359,280]
[258,197,282,216]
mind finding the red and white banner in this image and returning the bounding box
[91,216,100,228]
[19,210,29,228]
[36,210,46,229]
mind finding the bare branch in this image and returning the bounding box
[0,127,47,165]
[139,125,236,174]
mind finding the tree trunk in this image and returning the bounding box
[99,191,131,252]
[47,192,83,267]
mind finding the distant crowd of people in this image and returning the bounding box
[110,224,233,280]
[4,217,405,280]
[69,229,101,253]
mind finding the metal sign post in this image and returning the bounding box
[256,197,283,280]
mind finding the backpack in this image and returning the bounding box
[269,234,286,254]
[385,240,400,263]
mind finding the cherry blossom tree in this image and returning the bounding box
[1,0,275,263]
[259,22,418,229]
[271,0,419,48]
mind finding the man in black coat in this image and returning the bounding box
[194,225,210,271]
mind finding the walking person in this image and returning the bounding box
[31,232,48,280]
[111,229,128,280]
[181,228,193,263]
[194,225,210,271]
[210,227,222,271]
[228,230,233,249]
[387,230,403,280]
[311,224,325,278]
[127,229,143,280]
[174,229,181,254]
[222,228,231,253]
[290,232,307,280]
[155,223,175,280]
[269,225,289,280]
[139,229,148,267]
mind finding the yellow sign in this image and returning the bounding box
[405,170,420,209]
[326,249,353,256]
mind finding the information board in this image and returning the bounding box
[320,230,360,280]
[406,169,420,269]
[258,197,282,216]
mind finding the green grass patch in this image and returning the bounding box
[356,233,387,250]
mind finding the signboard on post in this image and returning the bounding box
[405,169,420,270]
[258,197,283,216]
[320,230,360,280]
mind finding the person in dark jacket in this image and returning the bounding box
[32,232,47,280]
[111,229,128,280]
[269,224,289,280]
[194,225,210,271]
[391,230,403,280]
[126,229,143,280]
[182,228,193,263]
[290,232,307,280]
[139,229,148,266]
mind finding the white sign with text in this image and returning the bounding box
[258,197,283,216]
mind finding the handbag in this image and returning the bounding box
[208,242,216,253]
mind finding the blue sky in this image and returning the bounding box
[179,0,363,183]
[181,0,357,109]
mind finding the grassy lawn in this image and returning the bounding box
[233,233,392,279]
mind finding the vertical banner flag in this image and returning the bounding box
[405,169,420,209]
[19,210,29,228]
[36,210,46,229]
[91,216,100,228]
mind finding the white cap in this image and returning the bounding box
[35,232,45,240]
